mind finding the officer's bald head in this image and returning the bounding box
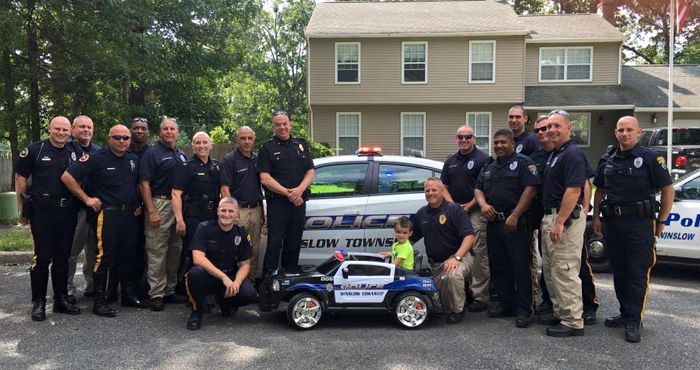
[616,116,640,129]
[47,116,72,146]
[50,116,71,128]
[219,197,239,210]
[109,124,130,136]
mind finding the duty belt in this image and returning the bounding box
[238,202,259,209]
[35,196,74,208]
[102,204,135,213]
[543,207,559,215]
[602,201,653,218]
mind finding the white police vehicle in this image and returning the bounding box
[586,168,700,271]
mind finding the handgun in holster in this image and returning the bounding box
[564,204,582,227]
[20,192,33,220]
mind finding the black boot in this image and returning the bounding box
[53,295,81,315]
[121,286,149,308]
[105,269,120,304]
[93,272,117,317]
[187,311,202,330]
[30,270,49,321]
[31,298,46,321]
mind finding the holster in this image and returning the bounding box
[21,192,33,220]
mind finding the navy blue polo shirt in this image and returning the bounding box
[67,148,139,205]
[410,200,474,263]
[15,139,77,198]
[593,144,672,204]
[221,149,263,205]
[139,141,186,196]
[190,220,253,272]
[514,130,539,157]
[257,136,314,199]
[440,148,489,204]
[476,152,540,211]
[128,143,150,159]
[172,155,221,202]
[542,140,588,209]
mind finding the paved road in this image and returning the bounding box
[1,262,698,369]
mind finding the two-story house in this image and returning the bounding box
[306,0,700,164]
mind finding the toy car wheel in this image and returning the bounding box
[393,292,429,329]
[287,292,323,330]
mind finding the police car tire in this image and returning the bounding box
[287,292,323,330]
[392,291,430,329]
[585,221,611,273]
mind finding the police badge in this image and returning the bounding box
[180,154,186,162]
[467,160,474,170]
[439,214,447,225]
[71,152,77,161]
[130,160,136,172]
[516,144,523,153]
[510,161,518,171]
[235,235,241,246]
[634,157,643,168]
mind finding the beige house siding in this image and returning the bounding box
[635,112,700,128]
[308,36,525,105]
[524,42,621,86]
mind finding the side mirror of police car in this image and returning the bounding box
[342,267,349,279]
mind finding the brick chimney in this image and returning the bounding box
[597,0,617,24]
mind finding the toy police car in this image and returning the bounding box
[259,251,439,330]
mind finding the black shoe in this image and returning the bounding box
[535,302,553,315]
[446,310,465,324]
[150,297,164,311]
[221,306,239,317]
[604,315,626,328]
[488,305,516,318]
[467,300,488,313]
[53,295,81,315]
[121,294,149,308]
[31,298,46,322]
[66,295,77,306]
[625,322,641,343]
[538,313,560,326]
[546,323,584,337]
[516,316,533,328]
[187,311,202,330]
[93,302,117,317]
[583,311,597,325]
[164,294,187,304]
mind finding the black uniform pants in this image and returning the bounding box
[539,242,599,313]
[263,198,306,275]
[487,220,536,317]
[184,266,256,312]
[29,205,78,299]
[605,216,656,324]
[177,207,217,290]
[93,209,141,287]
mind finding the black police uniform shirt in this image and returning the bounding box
[15,139,77,198]
[66,148,140,206]
[172,155,222,205]
[68,138,101,157]
[411,200,474,263]
[593,143,672,204]
[475,152,540,211]
[542,139,589,209]
[257,136,314,200]
[221,149,263,206]
[440,148,489,204]
[128,142,150,159]
[514,130,539,157]
[139,141,186,196]
[190,220,253,272]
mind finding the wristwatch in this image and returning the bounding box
[453,255,462,261]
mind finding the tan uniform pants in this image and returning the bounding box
[469,210,489,302]
[67,208,97,295]
[541,212,585,329]
[145,198,182,299]
[237,206,263,282]
[431,258,471,314]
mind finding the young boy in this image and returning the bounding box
[380,216,415,270]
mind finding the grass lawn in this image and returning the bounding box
[0,227,33,252]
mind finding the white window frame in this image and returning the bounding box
[466,112,492,155]
[538,111,591,147]
[468,40,496,83]
[335,42,361,84]
[400,112,427,157]
[538,46,593,82]
[401,41,428,84]
[336,112,361,155]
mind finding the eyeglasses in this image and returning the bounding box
[110,135,131,141]
[273,110,288,117]
[132,117,148,123]
[456,134,474,140]
[548,109,569,117]
[534,126,548,133]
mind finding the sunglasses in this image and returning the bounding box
[132,117,148,123]
[110,135,131,141]
[534,126,548,133]
[548,109,569,117]
[456,134,474,140]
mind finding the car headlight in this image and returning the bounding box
[272,280,280,292]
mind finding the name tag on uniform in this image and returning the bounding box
[196,172,205,176]
[238,168,247,173]
[106,167,115,171]
[41,156,51,161]
[161,157,173,161]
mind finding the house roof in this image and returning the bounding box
[520,14,625,43]
[305,1,528,38]
[524,65,700,110]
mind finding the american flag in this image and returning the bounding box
[675,0,689,33]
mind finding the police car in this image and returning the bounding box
[259,251,439,329]
[586,168,700,271]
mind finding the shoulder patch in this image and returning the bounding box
[656,156,667,170]
[79,153,90,162]
[247,233,252,241]
[19,148,29,158]
[528,164,538,176]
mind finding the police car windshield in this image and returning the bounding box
[317,255,343,275]
[674,168,700,186]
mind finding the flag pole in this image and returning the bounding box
[667,0,675,173]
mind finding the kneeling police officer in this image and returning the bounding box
[184,197,257,330]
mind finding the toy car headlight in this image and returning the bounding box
[272,280,280,292]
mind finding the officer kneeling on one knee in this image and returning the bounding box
[184,197,257,330]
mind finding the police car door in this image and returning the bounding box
[657,173,700,260]
[301,163,370,265]
[333,261,394,304]
[363,163,438,266]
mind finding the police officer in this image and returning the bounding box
[14,116,81,321]
[258,111,314,276]
[508,105,538,157]
[474,129,539,327]
[410,178,475,324]
[128,117,151,300]
[66,115,102,303]
[592,116,673,343]
[62,125,149,316]
[184,197,257,330]
[128,117,150,158]
[221,126,264,282]
[540,110,590,337]
[532,117,599,326]
[441,125,490,313]
[172,132,221,290]
[139,118,187,311]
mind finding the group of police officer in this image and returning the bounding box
[437,106,673,342]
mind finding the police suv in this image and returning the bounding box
[586,168,700,271]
